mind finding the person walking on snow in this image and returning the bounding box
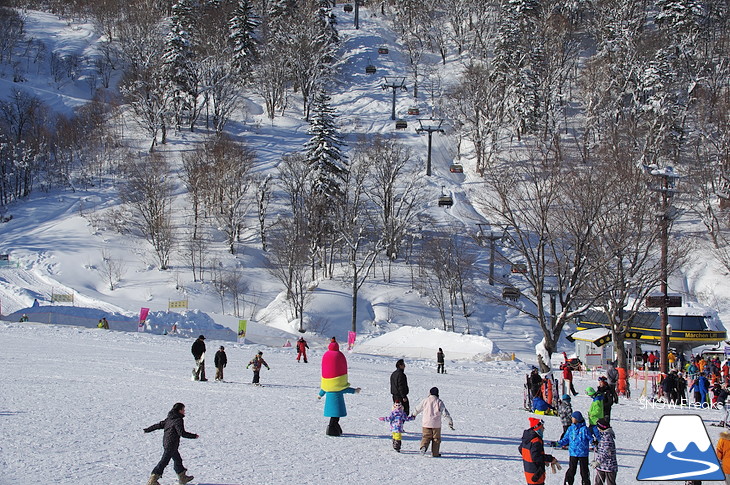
[557,411,599,485]
[411,387,454,457]
[247,351,270,385]
[191,335,207,381]
[296,337,309,363]
[390,359,410,414]
[518,417,558,485]
[379,401,415,452]
[437,348,445,374]
[594,418,618,485]
[143,402,197,485]
[214,346,227,381]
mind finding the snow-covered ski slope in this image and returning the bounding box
[0,320,704,485]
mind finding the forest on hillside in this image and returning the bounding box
[1,0,729,368]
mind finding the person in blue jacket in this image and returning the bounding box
[690,372,710,405]
[557,411,599,485]
[531,394,556,415]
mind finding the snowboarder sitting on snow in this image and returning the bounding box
[411,386,454,457]
[557,411,599,485]
[378,400,415,452]
[214,346,227,381]
[19,314,28,322]
[531,394,556,416]
[247,351,269,385]
[143,402,197,485]
[518,417,558,485]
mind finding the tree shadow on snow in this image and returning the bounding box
[439,452,522,461]
[445,434,521,446]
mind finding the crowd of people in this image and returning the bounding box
[143,335,730,485]
[523,362,621,484]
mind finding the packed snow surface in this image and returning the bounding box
[2,320,725,485]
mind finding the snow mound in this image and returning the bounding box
[5,305,236,340]
[355,326,506,361]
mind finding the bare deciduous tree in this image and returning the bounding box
[118,151,175,270]
[478,145,602,370]
[99,248,126,290]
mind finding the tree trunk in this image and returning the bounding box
[613,331,629,396]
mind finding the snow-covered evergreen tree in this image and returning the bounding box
[490,0,542,139]
[162,0,199,130]
[304,90,347,199]
[229,0,260,78]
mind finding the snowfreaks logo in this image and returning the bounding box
[637,414,725,481]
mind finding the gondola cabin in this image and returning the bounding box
[407,107,420,115]
[365,65,377,74]
[438,195,453,207]
[511,263,527,273]
[378,46,389,54]
[449,164,463,173]
[343,3,353,11]
[502,286,521,301]
[395,119,408,129]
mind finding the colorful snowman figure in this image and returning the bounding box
[318,340,360,436]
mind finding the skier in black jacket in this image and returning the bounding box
[191,335,207,381]
[144,402,198,485]
[390,359,410,414]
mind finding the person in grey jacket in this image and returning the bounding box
[144,403,198,485]
[594,418,618,485]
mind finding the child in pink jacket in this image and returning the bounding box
[411,387,454,457]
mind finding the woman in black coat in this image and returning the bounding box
[144,403,198,485]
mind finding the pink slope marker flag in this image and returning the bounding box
[138,307,149,332]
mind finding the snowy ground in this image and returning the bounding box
[1,321,725,485]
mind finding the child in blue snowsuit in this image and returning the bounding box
[557,411,599,485]
[379,401,415,452]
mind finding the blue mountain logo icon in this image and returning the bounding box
[637,414,725,481]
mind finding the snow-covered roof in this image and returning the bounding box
[568,327,610,342]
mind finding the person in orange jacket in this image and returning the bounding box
[518,417,558,484]
[716,430,730,483]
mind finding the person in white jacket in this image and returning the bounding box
[411,387,454,457]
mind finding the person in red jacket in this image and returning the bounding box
[519,417,557,485]
[296,337,309,363]
[562,363,578,396]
